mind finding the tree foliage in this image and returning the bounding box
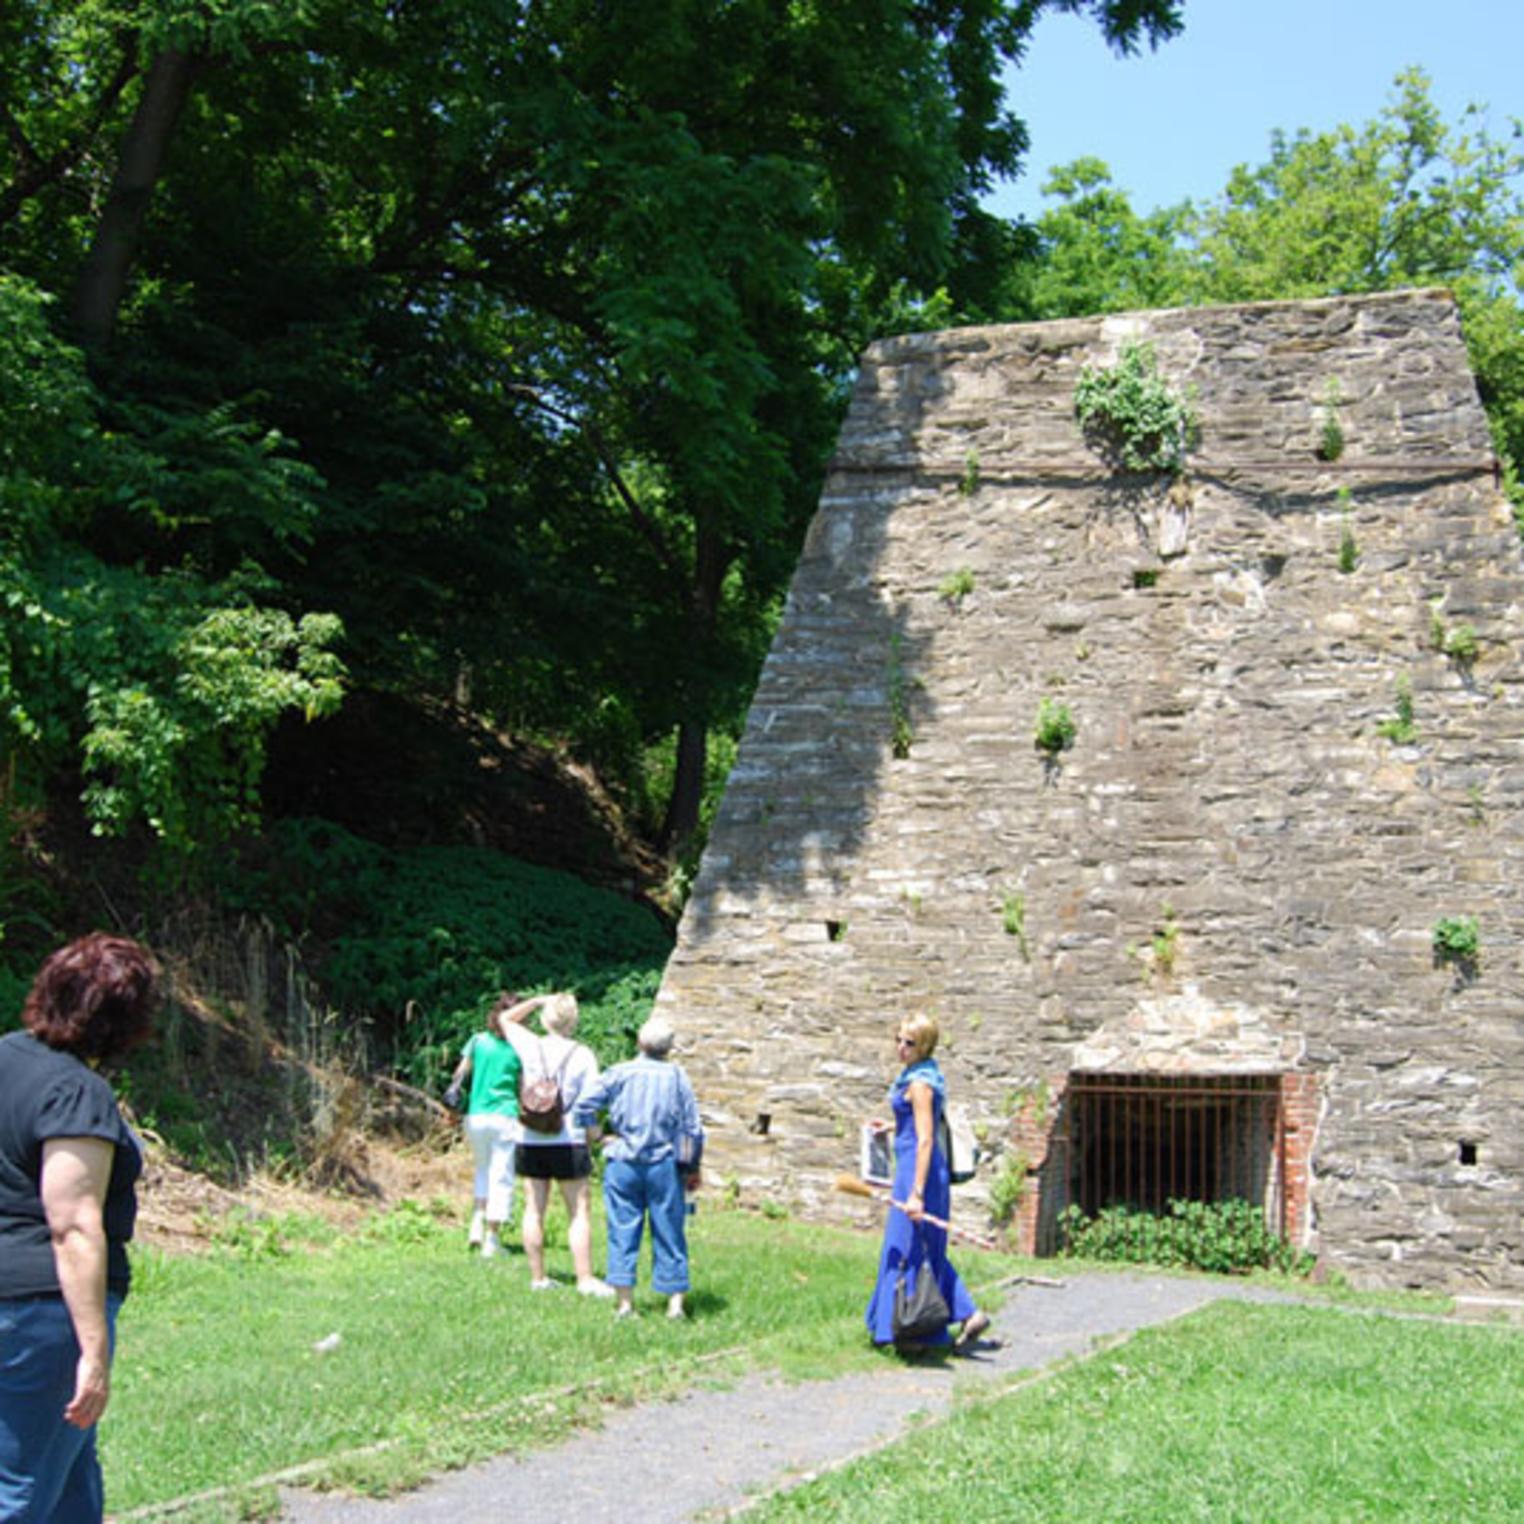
[1,0,1183,862]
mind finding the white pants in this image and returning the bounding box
[466,1113,518,1223]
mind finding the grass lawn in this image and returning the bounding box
[100,1198,1517,1523]
[748,1299,1524,1522]
[102,1200,940,1517]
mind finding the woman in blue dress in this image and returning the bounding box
[865,1014,990,1350]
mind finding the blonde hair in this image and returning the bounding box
[897,1013,939,1061]
[542,992,579,1036]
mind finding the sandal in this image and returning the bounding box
[954,1310,991,1350]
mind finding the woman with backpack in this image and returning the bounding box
[510,993,610,1295]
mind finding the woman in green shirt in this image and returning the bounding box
[446,993,547,1258]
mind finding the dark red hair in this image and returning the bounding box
[22,932,160,1061]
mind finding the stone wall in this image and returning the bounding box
[655,289,1524,1291]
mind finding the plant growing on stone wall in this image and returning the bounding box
[1317,378,1346,462]
[886,633,913,758]
[1336,487,1359,573]
[1074,340,1199,475]
[1034,696,1076,757]
[958,450,981,497]
[987,1151,1030,1232]
[1376,674,1417,743]
[1466,784,1486,825]
[1445,624,1480,666]
[1151,906,1181,977]
[1001,891,1031,961]
[938,567,976,606]
[1432,914,1480,971]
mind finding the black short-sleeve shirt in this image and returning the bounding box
[0,1030,141,1298]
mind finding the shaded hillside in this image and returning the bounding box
[263,691,669,905]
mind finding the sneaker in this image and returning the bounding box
[481,1235,501,1260]
[577,1279,615,1298]
[467,1210,485,1249]
[666,1299,687,1321]
[530,1278,560,1291]
[615,1303,638,1320]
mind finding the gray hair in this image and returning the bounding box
[542,992,579,1037]
[636,1014,675,1058]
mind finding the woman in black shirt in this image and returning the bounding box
[0,933,157,1522]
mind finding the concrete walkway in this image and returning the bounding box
[276,1273,1297,1523]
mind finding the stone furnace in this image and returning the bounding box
[656,290,1523,1291]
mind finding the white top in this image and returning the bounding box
[508,1029,601,1146]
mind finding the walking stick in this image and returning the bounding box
[833,1173,1002,1252]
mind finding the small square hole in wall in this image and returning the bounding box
[825,920,846,942]
[751,1112,772,1137]
[1459,1141,1479,1166]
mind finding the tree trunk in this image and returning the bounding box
[69,48,197,353]
[658,519,730,855]
[659,718,708,857]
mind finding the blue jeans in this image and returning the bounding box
[603,1158,689,1294]
[0,1292,122,1523]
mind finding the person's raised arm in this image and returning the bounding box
[41,1135,114,1429]
[905,1082,934,1221]
[499,993,550,1027]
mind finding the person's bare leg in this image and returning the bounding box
[565,1178,608,1292]
[523,1177,551,1282]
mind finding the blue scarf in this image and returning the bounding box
[890,1056,945,1104]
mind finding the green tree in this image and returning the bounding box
[3,0,1185,859]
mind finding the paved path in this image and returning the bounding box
[276,1273,1296,1523]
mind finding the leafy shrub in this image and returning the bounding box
[1074,341,1199,474]
[1432,915,1480,967]
[1034,697,1076,756]
[1058,1197,1314,1276]
[219,818,672,1089]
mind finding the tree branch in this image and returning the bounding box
[0,47,141,228]
[507,382,687,587]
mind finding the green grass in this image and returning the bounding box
[104,1204,1017,1517]
[748,1300,1524,1521]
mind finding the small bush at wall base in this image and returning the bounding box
[1058,1197,1313,1276]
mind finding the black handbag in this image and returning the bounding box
[892,1237,951,1343]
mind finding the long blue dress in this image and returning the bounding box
[864,1060,978,1346]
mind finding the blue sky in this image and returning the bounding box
[984,0,1522,222]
